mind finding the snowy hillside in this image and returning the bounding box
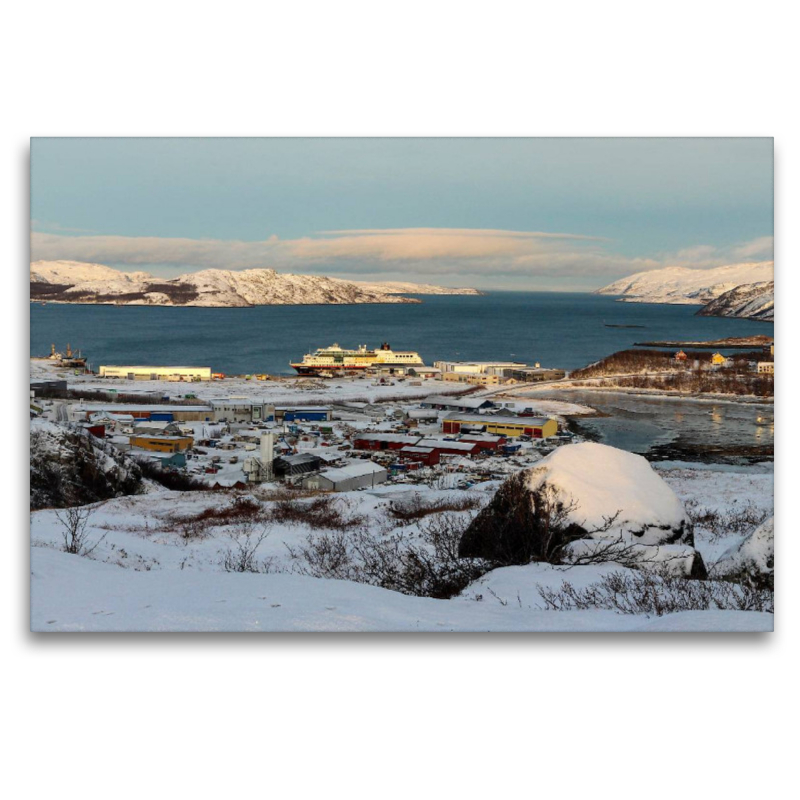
[30,260,153,290]
[697,281,774,321]
[30,261,479,307]
[354,280,481,296]
[595,262,774,305]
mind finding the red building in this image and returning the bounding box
[458,434,507,451]
[416,438,483,457]
[353,433,422,451]
[398,446,440,466]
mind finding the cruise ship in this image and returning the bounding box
[290,342,424,375]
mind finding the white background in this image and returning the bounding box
[3,2,795,798]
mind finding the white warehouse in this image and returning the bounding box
[98,365,212,381]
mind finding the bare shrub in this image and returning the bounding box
[685,500,771,543]
[268,495,364,531]
[459,473,626,566]
[135,458,208,492]
[537,569,773,615]
[218,522,272,573]
[55,505,105,556]
[387,492,482,524]
[285,512,492,599]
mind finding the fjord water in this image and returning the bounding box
[30,292,773,375]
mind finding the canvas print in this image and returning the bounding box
[29,137,774,632]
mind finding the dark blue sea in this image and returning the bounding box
[29,292,773,376]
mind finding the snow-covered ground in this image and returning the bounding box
[30,461,774,632]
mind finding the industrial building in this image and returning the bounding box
[441,412,558,439]
[459,433,507,450]
[99,365,212,381]
[353,433,423,451]
[505,367,566,382]
[442,372,502,386]
[276,407,332,422]
[415,438,484,456]
[212,400,276,423]
[419,395,494,413]
[273,453,324,479]
[433,360,526,375]
[302,461,388,492]
[397,446,440,466]
[78,404,213,422]
[128,435,194,453]
[30,379,68,395]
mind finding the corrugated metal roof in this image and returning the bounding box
[319,461,387,482]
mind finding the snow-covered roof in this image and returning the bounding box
[444,412,552,426]
[399,446,435,454]
[417,438,480,451]
[422,395,492,408]
[354,433,422,444]
[319,460,387,482]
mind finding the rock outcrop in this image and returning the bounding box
[459,443,706,577]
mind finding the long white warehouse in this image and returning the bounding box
[98,365,212,381]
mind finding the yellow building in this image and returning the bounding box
[129,435,194,453]
[710,352,727,366]
[442,413,558,439]
[757,362,774,375]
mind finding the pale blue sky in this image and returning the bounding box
[30,137,773,290]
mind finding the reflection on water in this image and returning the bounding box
[534,390,774,464]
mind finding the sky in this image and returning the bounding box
[30,138,774,291]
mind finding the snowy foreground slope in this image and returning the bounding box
[30,547,770,632]
[30,261,478,307]
[595,262,774,306]
[30,464,773,633]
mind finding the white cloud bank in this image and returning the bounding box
[30,229,774,285]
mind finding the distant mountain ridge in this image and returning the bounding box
[595,262,774,306]
[30,261,480,307]
[697,280,774,322]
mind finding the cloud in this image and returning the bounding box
[29,229,773,284]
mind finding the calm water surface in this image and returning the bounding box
[30,292,772,375]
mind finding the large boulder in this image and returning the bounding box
[713,516,774,590]
[459,442,705,576]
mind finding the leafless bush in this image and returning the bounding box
[537,569,773,615]
[685,500,771,543]
[218,522,272,573]
[55,505,105,556]
[459,474,626,566]
[387,492,482,523]
[284,512,492,598]
[268,495,365,531]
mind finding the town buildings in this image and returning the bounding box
[98,365,212,381]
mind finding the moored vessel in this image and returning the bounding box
[291,342,423,375]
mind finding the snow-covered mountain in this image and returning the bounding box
[30,261,478,307]
[595,262,774,305]
[353,280,481,296]
[697,281,774,321]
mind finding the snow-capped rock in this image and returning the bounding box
[30,261,479,307]
[459,443,704,576]
[713,516,774,589]
[696,281,774,321]
[595,262,774,305]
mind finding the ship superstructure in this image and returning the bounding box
[291,342,423,375]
